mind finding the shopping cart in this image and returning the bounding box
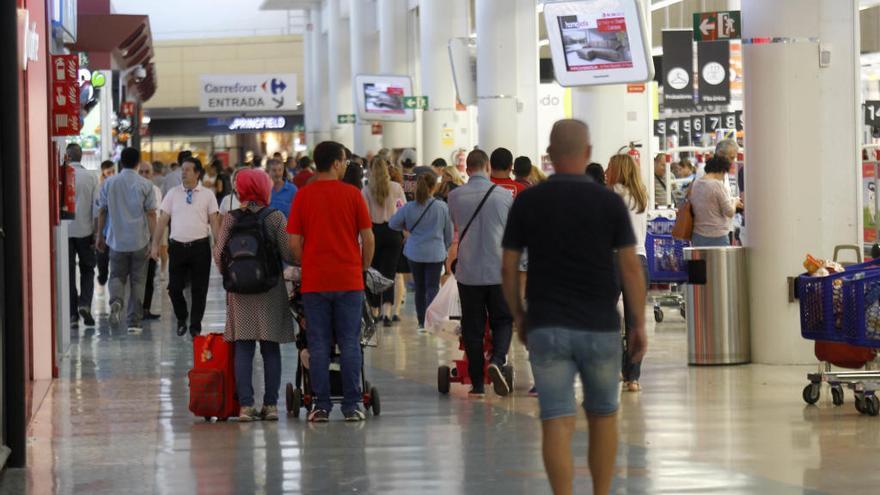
[797,245,880,416]
[646,218,689,322]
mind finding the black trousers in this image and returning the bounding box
[168,238,211,330]
[369,223,402,307]
[68,235,96,314]
[457,283,513,387]
[143,258,157,313]
[97,247,110,286]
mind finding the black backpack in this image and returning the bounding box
[221,208,282,294]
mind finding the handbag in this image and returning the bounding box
[451,185,498,274]
[671,186,694,241]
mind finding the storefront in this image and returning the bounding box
[144,112,305,166]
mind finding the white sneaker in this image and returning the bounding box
[109,300,123,327]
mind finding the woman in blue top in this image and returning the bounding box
[390,173,453,331]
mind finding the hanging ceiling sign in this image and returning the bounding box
[693,11,741,42]
[697,41,730,105]
[199,74,298,112]
[662,30,695,110]
[543,0,654,87]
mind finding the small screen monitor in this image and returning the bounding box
[354,74,415,122]
[544,0,654,87]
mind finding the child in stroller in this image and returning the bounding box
[284,267,388,418]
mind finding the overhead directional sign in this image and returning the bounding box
[693,11,740,42]
[402,96,428,110]
[199,74,297,112]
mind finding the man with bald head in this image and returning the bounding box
[501,119,647,495]
[448,148,515,397]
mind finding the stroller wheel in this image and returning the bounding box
[291,388,303,419]
[370,386,381,416]
[285,383,296,415]
[438,366,451,394]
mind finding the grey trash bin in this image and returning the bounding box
[684,247,750,365]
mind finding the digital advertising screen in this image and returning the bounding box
[544,0,654,87]
[355,74,415,122]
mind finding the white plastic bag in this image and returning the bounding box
[425,274,462,334]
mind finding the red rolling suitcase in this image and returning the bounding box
[189,333,239,421]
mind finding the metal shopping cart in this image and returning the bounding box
[797,246,880,416]
[646,217,689,322]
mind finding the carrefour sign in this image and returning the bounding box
[199,74,297,112]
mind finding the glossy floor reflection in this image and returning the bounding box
[1,271,877,494]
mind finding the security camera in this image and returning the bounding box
[132,65,147,82]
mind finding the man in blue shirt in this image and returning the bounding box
[96,147,158,331]
[268,158,297,217]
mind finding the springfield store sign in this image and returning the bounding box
[199,74,298,112]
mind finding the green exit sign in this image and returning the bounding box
[337,114,356,124]
[402,96,428,110]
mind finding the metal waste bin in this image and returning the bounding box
[684,247,750,365]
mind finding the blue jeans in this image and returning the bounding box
[409,261,443,327]
[528,327,621,419]
[302,291,364,414]
[234,340,281,407]
[691,233,730,247]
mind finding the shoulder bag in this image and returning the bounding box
[671,185,694,241]
[451,185,498,274]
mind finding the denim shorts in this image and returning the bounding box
[528,327,622,419]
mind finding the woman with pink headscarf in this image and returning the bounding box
[213,168,295,422]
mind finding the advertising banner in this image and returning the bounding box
[662,30,694,109]
[697,41,730,105]
[199,74,298,112]
[354,75,415,122]
[544,0,653,86]
[865,162,878,244]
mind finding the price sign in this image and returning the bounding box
[866,101,880,126]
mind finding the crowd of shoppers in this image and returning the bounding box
[60,118,748,494]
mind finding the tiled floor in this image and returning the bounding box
[1,272,878,494]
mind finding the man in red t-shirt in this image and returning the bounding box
[292,156,316,189]
[489,147,527,197]
[287,141,375,422]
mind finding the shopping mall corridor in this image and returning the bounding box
[0,271,877,494]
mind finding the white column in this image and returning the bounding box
[570,0,653,189]
[476,0,539,159]
[100,71,113,161]
[378,0,415,150]
[308,8,331,146]
[742,0,861,364]
[350,0,382,156]
[420,0,469,164]
[328,0,353,148]
[303,9,315,147]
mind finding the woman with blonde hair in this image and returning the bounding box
[363,157,407,325]
[606,153,649,393]
[435,165,465,202]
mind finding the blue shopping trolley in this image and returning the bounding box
[646,218,689,322]
[797,246,880,416]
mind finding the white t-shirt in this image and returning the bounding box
[160,184,219,242]
[613,184,647,257]
[219,194,241,215]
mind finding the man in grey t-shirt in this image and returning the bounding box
[65,143,100,327]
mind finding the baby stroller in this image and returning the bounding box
[284,268,390,418]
